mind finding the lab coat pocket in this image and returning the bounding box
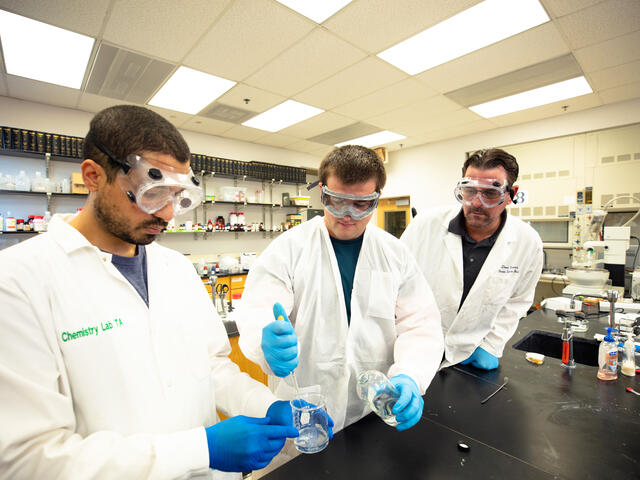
[363,271,397,320]
[485,274,513,305]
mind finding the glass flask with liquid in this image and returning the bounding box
[356,370,400,426]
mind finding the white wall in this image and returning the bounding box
[386,98,640,214]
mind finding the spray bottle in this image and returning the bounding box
[597,328,618,381]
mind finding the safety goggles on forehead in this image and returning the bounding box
[454,177,510,208]
[92,138,203,215]
[321,185,380,220]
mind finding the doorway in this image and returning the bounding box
[377,196,410,238]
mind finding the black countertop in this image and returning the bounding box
[263,308,640,479]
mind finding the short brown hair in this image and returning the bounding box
[319,145,386,192]
[463,148,519,186]
[83,105,191,182]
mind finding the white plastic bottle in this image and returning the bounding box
[43,211,52,231]
[621,335,636,377]
[356,370,401,426]
[15,170,30,191]
[31,171,46,192]
[597,328,618,381]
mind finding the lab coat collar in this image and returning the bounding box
[48,213,99,255]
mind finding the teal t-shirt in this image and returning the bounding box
[329,233,364,324]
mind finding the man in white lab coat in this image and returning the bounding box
[401,148,543,370]
[237,145,444,435]
[0,106,297,479]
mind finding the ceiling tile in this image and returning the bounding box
[574,30,640,72]
[541,0,605,18]
[0,0,109,36]
[489,93,602,127]
[223,124,269,142]
[324,0,481,54]
[286,139,328,153]
[416,23,570,93]
[184,0,314,81]
[181,116,234,136]
[588,60,640,91]
[418,119,496,143]
[215,83,286,113]
[293,56,407,110]
[384,108,481,137]
[103,0,232,62]
[256,133,300,148]
[77,92,136,114]
[6,75,80,109]
[367,95,461,130]
[598,80,640,104]
[309,145,332,157]
[332,78,437,119]
[244,28,367,97]
[279,112,355,139]
[556,0,640,50]
[145,105,193,129]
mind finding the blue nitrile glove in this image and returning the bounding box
[206,415,298,472]
[261,303,298,377]
[266,400,293,428]
[390,374,424,431]
[460,346,499,370]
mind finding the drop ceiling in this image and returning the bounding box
[0,0,638,158]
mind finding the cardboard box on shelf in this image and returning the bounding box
[71,172,88,194]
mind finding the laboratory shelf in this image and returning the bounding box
[0,231,40,234]
[198,171,308,187]
[202,200,310,208]
[0,189,86,197]
[0,149,82,164]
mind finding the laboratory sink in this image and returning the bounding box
[512,330,599,367]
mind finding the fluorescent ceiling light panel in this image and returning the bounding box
[275,0,352,23]
[242,100,323,132]
[148,66,236,115]
[377,0,550,75]
[469,76,592,118]
[0,10,94,89]
[335,130,406,148]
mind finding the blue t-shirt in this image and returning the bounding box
[329,234,364,324]
[110,245,149,306]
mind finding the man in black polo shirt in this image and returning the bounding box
[401,149,543,370]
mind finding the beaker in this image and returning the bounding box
[290,392,329,454]
[356,370,400,426]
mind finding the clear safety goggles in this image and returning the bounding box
[115,154,203,215]
[91,136,203,215]
[454,177,509,208]
[321,185,380,220]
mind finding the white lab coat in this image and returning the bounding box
[0,214,277,480]
[400,205,543,368]
[236,215,444,432]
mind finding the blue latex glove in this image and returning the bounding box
[389,374,424,431]
[268,400,335,439]
[261,303,298,377]
[206,415,298,472]
[460,346,499,370]
[286,399,335,440]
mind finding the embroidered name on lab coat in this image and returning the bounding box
[498,265,519,274]
[61,318,125,342]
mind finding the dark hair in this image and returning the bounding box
[83,105,191,182]
[462,148,519,186]
[319,145,387,192]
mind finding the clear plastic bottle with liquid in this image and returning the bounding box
[597,328,618,381]
[356,370,400,426]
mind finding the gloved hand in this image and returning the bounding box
[390,374,424,431]
[266,400,293,428]
[460,346,499,370]
[286,398,335,440]
[206,415,298,472]
[261,303,298,377]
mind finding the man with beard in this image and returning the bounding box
[0,105,298,479]
[401,148,542,371]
